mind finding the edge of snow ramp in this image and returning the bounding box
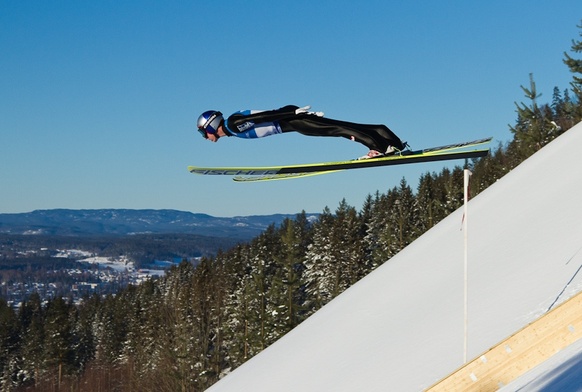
[427,289,582,391]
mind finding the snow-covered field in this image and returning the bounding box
[78,255,134,273]
[55,249,169,278]
[207,122,582,391]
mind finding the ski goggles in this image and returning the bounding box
[197,127,209,139]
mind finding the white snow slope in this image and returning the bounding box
[208,122,582,392]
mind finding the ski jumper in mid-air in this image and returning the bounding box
[196,105,406,158]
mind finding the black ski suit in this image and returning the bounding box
[223,105,404,153]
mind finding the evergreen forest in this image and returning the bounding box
[1,22,582,392]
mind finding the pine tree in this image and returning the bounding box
[358,194,380,273]
[563,19,582,121]
[333,199,367,286]
[383,179,419,257]
[269,217,310,337]
[71,294,98,375]
[252,226,280,351]
[303,207,335,313]
[416,173,436,231]
[190,258,223,389]
[226,270,255,367]
[207,257,227,385]
[550,87,576,130]
[303,200,367,314]
[445,167,467,214]
[0,298,19,389]
[163,260,198,385]
[469,143,514,195]
[220,245,252,369]
[17,293,45,386]
[363,192,390,268]
[510,74,561,160]
[226,226,283,361]
[95,292,128,367]
[137,280,168,387]
[43,296,75,387]
[366,191,396,265]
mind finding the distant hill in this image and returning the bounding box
[0,209,317,239]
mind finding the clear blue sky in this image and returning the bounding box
[1,1,581,217]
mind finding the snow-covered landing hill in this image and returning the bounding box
[208,122,582,392]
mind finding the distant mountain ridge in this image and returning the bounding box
[0,209,315,239]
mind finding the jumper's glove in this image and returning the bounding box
[295,105,324,117]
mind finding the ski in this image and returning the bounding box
[187,137,492,180]
[233,170,341,182]
[416,137,492,153]
[230,149,489,182]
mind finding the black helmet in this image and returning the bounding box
[197,110,223,138]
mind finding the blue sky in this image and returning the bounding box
[1,1,581,217]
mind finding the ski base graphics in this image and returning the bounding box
[188,137,492,182]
